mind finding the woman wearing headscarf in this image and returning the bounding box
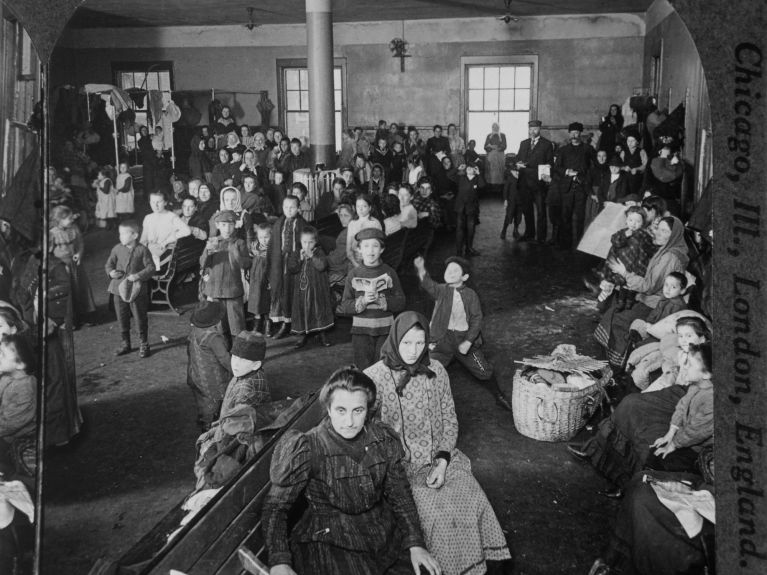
[188,134,212,183]
[138,125,158,193]
[594,216,689,368]
[195,182,218,225]
[483,123,507,192]
[262,366,441,575]
[598,104,624,155]
[208,186,253,244]
[365,312,512,575]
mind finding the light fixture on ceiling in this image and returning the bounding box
[245,7,260,31]
[497,0,520,23]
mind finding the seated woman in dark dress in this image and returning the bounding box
[262,366,441,575]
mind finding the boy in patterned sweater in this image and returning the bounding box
[340,228,406,369]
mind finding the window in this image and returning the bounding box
[278,59,346,151]
[462,56,538,152]
[113,62,174,150]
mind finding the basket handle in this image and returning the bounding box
[536,397,559,424]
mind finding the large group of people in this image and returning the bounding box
[34,96,716,575]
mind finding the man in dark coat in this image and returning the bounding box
[425,125,451,178]
[552,122,595,249]
[514,119,554,242]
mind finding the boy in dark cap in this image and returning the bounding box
[551,121,595,249]
[221,331,271,413]
[339,227,406,369]
[200,210,251,339]
[187,300,232,431]
[413,255,512,411]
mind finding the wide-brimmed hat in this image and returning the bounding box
[190,300,225,328]
[118,277,142,303]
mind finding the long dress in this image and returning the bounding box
[247,242,270,315]
[483,132,507,185]
[366,359,511,574]
[94,177,116,220]
[262,419,426,575]
[287,248,334,335]
[49,224,96,324]
[115,172,135,215]
[268,215,305,323]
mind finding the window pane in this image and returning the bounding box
[287,112,309,144]
[146,73,160,91]
[121,73,134,89]
[336,111,343,151]
[285,69,300,90]
[334,68,341,89]
[499,67,515,89]
[498,112,531,151]
[334,90,341,111]
[515,66,531,88]
[515,89,531,110]
[468,67,483,89]
[466,111,498,146]
[159,72,171,91]
[484,89,499,111]
[499,89,514,110]
[299,69,308,88]
[484,66,499,89]
[468,89,483,110]
[300,90,310,111]
[287,90,300,110]
[133,72,146,90]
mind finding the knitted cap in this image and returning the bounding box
[231,331,266,362]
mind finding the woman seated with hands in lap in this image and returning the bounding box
[263,366,441,575]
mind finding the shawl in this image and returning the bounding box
[647,217,689,272]
[379,311,435,393]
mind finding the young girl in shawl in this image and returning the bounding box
[49,205,96,327]
[209,186,253,244]
[365,312,512,575]
[287,226,333,349]
[247,223,272,336]
[115,161,135,220]
[93,165,116,229]
[268,196,306,340]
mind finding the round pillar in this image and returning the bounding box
[306,0,335,168]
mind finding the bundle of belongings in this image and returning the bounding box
[516,344,608,392]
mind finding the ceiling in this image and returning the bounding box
[67,0,654,28]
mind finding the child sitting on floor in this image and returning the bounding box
[647,342,713,473]
[413,255,512,411]
[643,316,711,394]
[287,226,334,349]
[247,223,272,336]
[598,206,657,312]
[200,210,252,339]
[339,227,405,369]
[222,331,272,413]
[186,300,232,432]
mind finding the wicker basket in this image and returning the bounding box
[511,367,612,442]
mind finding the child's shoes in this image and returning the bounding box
[114,340,131,356]
[139,342,151,358]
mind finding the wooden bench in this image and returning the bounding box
[149,236,206,314]
[99,393,324,575]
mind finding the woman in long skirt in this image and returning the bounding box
[365,312,511,575]
[483,123,507,191]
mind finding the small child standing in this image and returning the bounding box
[413,255,512,411]
[647,342,713,473]
[287,226,334,349]
[93,165,117,229]
[49,205,95,327]
[598,206,657,311]
[291,182,313,222]
[247,223,272,336]
[115,161,135,221]
[201,210,252,339]
[340,228,405,369]
[105,220,156,357]
[187,300,232,431]
[221,331,272,414]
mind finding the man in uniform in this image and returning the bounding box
[513,119,554,242]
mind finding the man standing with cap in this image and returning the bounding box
[513,119,554,242]
[454,161,484,256]
[552,121,595,249]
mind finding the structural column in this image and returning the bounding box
[305,0,335,168]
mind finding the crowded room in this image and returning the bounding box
[0,0,731,573]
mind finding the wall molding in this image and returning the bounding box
[57,13,646,50]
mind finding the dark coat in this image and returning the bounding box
[454,174,484,215]
[515,136,554,201]
[268,215,307,313]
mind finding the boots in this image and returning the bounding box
[500,224,508,240]
[273,322,290,340]
[139,341,151,358]
[263,318,273,338]
[114,337,131,356]
[318,331,332,347]
[294,334,308,349]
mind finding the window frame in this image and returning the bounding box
[461,55,539,152]
[276,57,347,150]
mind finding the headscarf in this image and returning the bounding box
[219,186,243,212]
[379,311,435,394]
[648,216,688,271]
